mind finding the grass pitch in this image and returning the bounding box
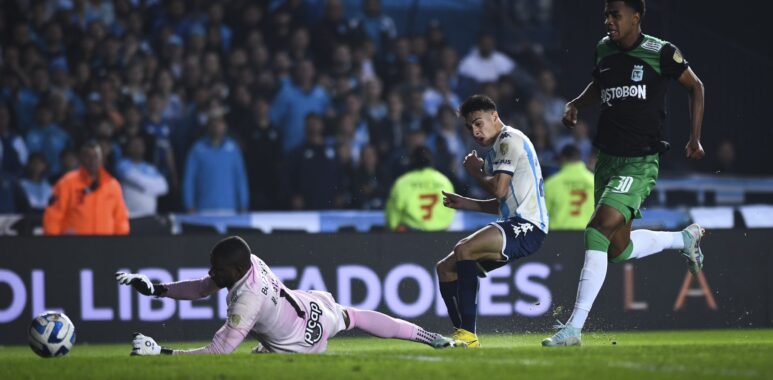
[2,329,772,379]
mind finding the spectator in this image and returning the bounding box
[43,140,129,235]
[536,69,567,127]
[116,135,169,218]
[143,91,179,192]
[385,145,455,231]
[544,144,594,231]
[18,153,52,212]
[387,127,429,183]
[313,0,358,71]
[458,33,515,84]
[182,117,248,214]
[242,97,284,211]
[423,70,461,117]
[25,102,71,176]
[352,144,388,209]
[554,119,593,163]
[15,65,50,133]
[0,103,28,176]
[0,171,26,213]
[351,0,397,53]
[286,113,342,210]
[269,59,331,153]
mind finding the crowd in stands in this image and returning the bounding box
[0,0,592,217]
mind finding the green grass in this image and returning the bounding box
[2,330,773,379]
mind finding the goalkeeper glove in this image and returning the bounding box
[131,333,173,356]
[115,272,167,296]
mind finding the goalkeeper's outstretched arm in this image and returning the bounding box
[116,272,220,300]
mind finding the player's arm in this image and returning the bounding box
[462,150,512,200]
[442,190,499,215]
[677,66,705,159]
[115,273,220,300]
[130,297,258,356]
[563,80,601,127]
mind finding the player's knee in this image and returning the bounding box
[588,217,617,238]
[453,240,472,260]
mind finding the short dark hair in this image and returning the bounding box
[559,144,581,161]
[79,139,101,153]
[607,0,645,18]
[211,236,252,271]
[410,145,433,169]
[458,94,497,119]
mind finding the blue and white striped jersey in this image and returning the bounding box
[483,125,549,233]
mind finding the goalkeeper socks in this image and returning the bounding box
[456,260,479,333]
[345,308,442,346]
[628,230,684,260]
[568,228,610,329]
[439,281,462,328]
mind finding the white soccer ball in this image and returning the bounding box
[28,311,76,358]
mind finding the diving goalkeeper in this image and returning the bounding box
[117,236,460,355]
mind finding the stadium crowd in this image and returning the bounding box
[0,0,589,217]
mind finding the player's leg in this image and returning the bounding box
[343,307,462,348]
[608,222,705,273]
[435,225,503,336]
[452,226,503,337]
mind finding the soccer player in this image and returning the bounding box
[544,144,595,230]
[542,0,706,347]
[116,236,460,355]
[437,95,549,347]
[385,145,456,231]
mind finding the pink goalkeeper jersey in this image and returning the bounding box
[162,254,345,354]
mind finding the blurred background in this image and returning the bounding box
[1,0,772,235]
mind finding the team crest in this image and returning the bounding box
[499,142,509,156]
[673,50,684,63]
[631,65,644,82]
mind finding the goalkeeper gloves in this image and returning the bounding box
[115,272,167,296]
[131,333,173,356]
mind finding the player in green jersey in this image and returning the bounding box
[544,145,595,231]
[385,146,456,231]
[543,0,707,347]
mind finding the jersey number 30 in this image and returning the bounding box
[419,193,439,220]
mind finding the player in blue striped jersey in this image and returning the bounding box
[437,95,549,347]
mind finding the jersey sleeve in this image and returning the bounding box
[660,43,689,79]
[173,293,260,355]
[491,136,520,176]
[162,276,220,300]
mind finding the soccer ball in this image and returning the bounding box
[28,311,76,358]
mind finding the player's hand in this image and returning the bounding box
[685,139,705,160]
[562,102,578,127]
[442,190,466,210]
[463,150,484,177]
[131,333,161,356]
[116,272,160,296]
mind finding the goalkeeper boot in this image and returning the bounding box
[541,321,582,347]
[430,335,467,349]
[680,223,705,275]
[451,328,480,348]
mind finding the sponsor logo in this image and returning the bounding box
[494,160,512,165]
[631,65,644,82]
[599,67,611,73]
[304,302,323,345]
[641,40,663,52]
[600,85,647,105]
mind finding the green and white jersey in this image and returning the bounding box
[593,34,689,156]
[483,125,549,233]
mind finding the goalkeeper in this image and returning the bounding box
[117,236,461,355]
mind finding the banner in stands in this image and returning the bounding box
[1,230,771,344]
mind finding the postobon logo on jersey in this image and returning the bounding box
[601,85,647,104]
[304,302,323,345]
